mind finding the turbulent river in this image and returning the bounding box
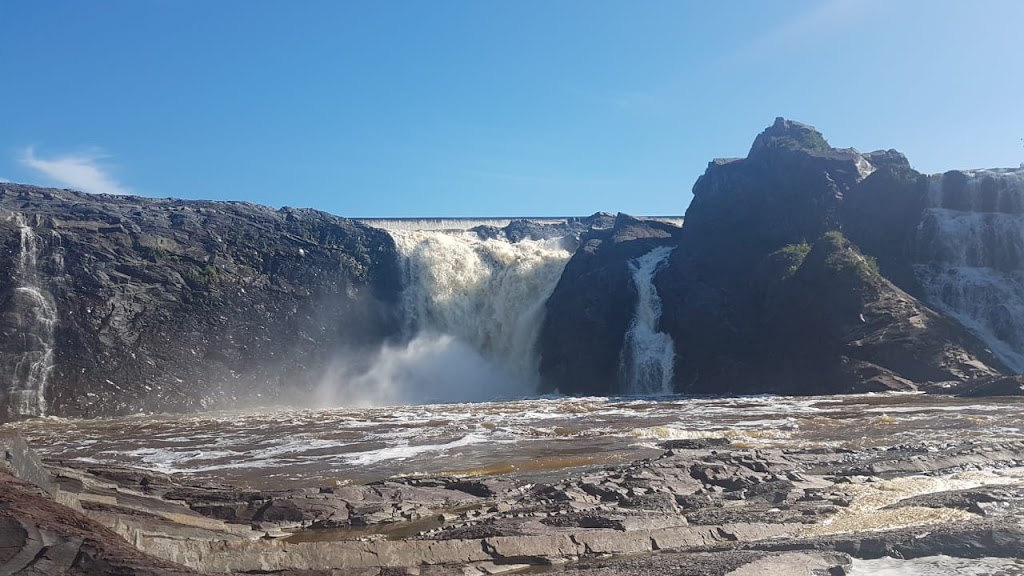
[11,392,1024,574]
[9,393,1024,491]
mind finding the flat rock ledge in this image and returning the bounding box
[4,433,1024,575]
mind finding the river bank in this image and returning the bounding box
[4,410,1024,574]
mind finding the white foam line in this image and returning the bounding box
[343,434,498,466]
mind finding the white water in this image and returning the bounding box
[620,245,676,394]
[12,393,1024,489]
[1,214,58,418]
[914,169,1024,372]
[318,230,572,406]
[848,555,1024,575]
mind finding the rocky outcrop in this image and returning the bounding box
[539,214,679,395]
[752,232,1001,394]
[0,468,197,575]
[541,118,1010,396]
[839,154,926,294]
[471,212,618,245]
[0,184,402,420]
[6,429,1024,574]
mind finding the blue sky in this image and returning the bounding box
[2,1,1022,217]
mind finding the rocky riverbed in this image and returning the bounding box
[4,407,1024,575]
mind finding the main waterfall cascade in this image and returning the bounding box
[320,228,573,406]
[0,214,58,418]
[914,169,1024,372]
[619,246,676,395]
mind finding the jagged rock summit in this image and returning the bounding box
[541,117,1009,396]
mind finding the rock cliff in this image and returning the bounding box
[3,118,1021,415]
[539,214,679,395]
[0,185,401,420]
[541,118,1008,395]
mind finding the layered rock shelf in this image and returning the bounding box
[3,431,1024,574]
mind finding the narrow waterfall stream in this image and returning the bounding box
[620,245,676,395]
[1,214,58,418]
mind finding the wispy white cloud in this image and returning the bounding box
[0,177,9,183]
[20,147,131,195]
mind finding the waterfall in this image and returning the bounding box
[320,230,572,405]
[913,169,1024,372]
[1,214,58,418]
[619,245,676,395]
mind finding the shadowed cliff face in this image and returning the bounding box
[659,120,1005,393]
[539,215,679,395]
[541,118,1008,396]
[0,185,402,420]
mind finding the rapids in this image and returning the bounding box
[847,555,1024,575]
[10,393,1024,490]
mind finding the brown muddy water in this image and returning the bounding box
[7,393,1024,491]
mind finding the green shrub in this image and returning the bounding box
[775,242,811,278]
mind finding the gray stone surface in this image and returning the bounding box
[0,184,403,420]
[6,427,1024,574]
[0,430,55,495]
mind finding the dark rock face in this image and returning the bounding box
[755,232,1000,394]
[539,214,679,395]
[681,118,871,278]
[926,375,1024,398]
[658,119,886,392]
[840,159,927,295]
[541,118,1007,396]
[0,184,402,420]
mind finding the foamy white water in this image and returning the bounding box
[620,245,676,394]
[915,169,1024,372]
[1,213,57,419]
[315,229,572,406]
[394,231,571,386]
[848,555,1024,575]
[9,393,1024,489]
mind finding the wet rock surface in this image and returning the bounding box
[3,432,1024,574]
[541,118,1008,397]
[0,185,403,420]
[540,214,680,395]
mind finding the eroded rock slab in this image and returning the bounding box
[5,431,1024,574]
